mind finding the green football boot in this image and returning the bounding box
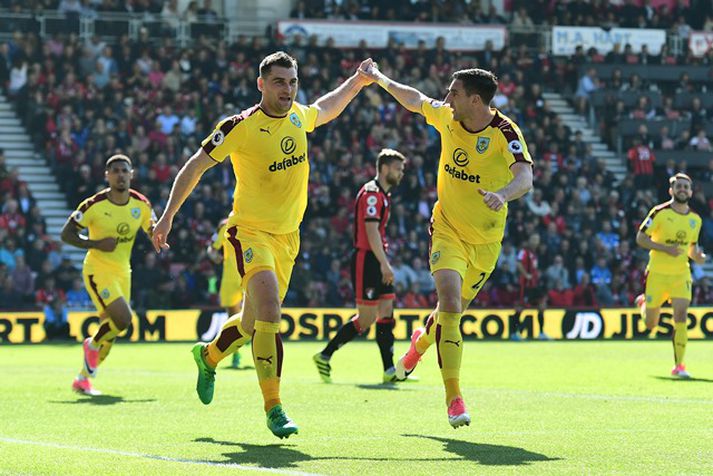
[266,404,299,439]
[191,343,216,405]
[230,351,241,369]
[312,353,332,383]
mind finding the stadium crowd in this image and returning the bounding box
[1,0,712,312]
[290,0,713,31]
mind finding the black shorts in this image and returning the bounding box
[351,249,395,305]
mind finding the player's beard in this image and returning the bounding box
[673,192,689,204]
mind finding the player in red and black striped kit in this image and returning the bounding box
[510,233,549,340]
[314,149,407,383]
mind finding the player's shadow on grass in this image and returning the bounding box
[403,434,561,466]
[222,365,255,371]
[196,435,560,467]
[50,395,157,406]
[355,383,415,391]
[652,376,713,383]
[194,437,311,468]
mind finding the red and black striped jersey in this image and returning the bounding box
[518,247,539,288]
[353,179,391,251]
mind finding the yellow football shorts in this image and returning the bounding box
[429,217,502,301]
[220,244,243,308]
[83,268,131,313]
[644,270,692,307]
[224,225,300,302]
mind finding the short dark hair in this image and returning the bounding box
[106,154,132,169]
[669,172,692,186]
[376,148,406,171]
[259,51,298,78]
[452,68,498,103]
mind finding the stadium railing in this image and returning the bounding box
[653,150,713,169]
[590,90,663,109]
[0,10,230,46]
[579,64,713,82]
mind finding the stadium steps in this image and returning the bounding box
[0,95,85,268]
[542,92,627,181]
[543,92,713,278]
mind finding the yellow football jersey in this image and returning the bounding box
[639,202,702,274]
[201,103,319,234]
[422,100,533,244]
[71,189,154,272]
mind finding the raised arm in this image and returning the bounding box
[152,149,217,252]
[357,58,432,114]
[312,59,373,128]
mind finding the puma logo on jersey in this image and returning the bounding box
[444,339,461,347]
[256,355,273,365]
[260,127,271,134]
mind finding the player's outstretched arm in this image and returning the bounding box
[312,59,374,128]
[152,149,216,253]
[357,58,431,114]
[479,162,533,212]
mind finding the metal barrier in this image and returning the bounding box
[0,10,231,46]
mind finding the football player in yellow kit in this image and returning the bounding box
[359,60,533,428]
[61,155,156,395]
[207,217,244,368]
[152,51,374,438]
[635,173,706,378]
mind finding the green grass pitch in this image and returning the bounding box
[1,340,712,475]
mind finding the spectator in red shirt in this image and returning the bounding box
[627,137,655,189]
[401,282,429,309]
[0,199,26,236]
[36,276,66,306]
[548,279,574,307]
[151,153,172,183]
[573,273,599,307]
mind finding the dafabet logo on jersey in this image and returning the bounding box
[269,136,305,172]
[444,147,480,184]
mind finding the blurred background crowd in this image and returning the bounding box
[1,0,713,314]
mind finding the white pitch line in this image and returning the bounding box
[0,437,324,476]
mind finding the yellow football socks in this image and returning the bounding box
[673,321,687,366]
[253,320,282,412]
[91,318,121,347]
[436,311,463,404]
[415,310,438,354]
[99,338,115,365]
[205,313,251,368]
